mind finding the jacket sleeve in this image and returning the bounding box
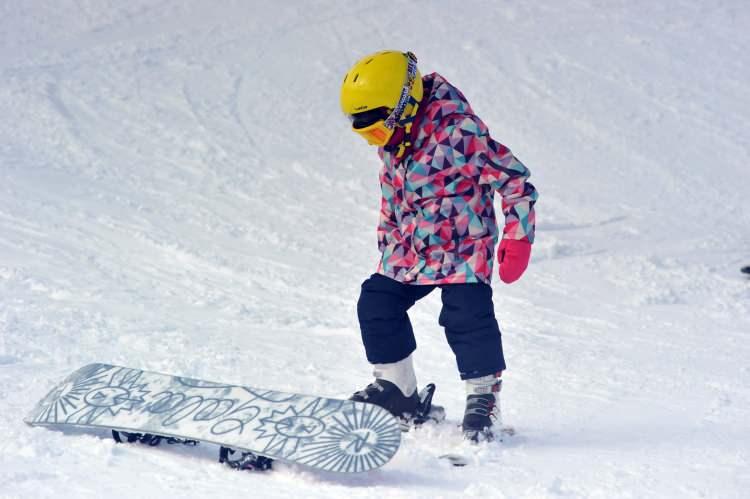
[478,139,537,243]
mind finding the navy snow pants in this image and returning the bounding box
[357,273,506,380]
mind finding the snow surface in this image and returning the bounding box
[1,1,749,497]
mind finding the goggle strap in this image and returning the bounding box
[384,53,419,130]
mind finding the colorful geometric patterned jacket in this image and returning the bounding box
[375,73,537,285]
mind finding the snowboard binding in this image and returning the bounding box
[111,430,198,447]
[219,446,273,471]
[112,430,272,472]
[412,383,446,426]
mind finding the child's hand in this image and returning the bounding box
[497,239,531,284]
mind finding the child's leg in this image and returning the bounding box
[357,273,434,365]
[357,274,435,397]
[439,283,506,380]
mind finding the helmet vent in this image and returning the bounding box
[353,73,359,82]
[365,58,374,64]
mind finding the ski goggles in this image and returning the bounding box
[349,107,394,146]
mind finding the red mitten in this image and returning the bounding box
[497,239,532,284]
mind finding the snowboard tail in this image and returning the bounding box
[25,363,402,473]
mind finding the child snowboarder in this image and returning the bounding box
[340,51,538,442]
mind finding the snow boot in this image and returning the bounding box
[351,354,420,421]
[462,373,502,443]
[350,379,419,421]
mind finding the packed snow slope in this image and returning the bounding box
[2,1,749,497]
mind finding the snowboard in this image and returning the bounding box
[24,363,402,473]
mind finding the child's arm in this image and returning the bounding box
[479,142,538,244]
[476,131,537,283]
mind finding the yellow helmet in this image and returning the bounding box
[340,51,423,146]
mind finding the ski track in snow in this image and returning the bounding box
[1,1,749,498]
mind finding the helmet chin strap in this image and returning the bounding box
[393,95,420,158]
